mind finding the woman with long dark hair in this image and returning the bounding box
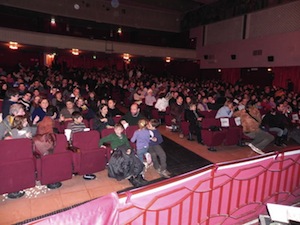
[92,104,114,132]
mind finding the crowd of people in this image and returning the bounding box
[0,64,299,185]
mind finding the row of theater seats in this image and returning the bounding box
[0,130,110,198]
[201,117,244,151]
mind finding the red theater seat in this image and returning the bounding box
[72,130,108,175]
[34,134,73,189]
[0,138,36,198]
[201,118,227,151]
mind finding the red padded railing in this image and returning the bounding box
[118,148,300,225]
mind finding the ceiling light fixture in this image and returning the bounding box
[9,41,18,50]
[72,49,79,55]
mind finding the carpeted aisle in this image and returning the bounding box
[161,136,212,176]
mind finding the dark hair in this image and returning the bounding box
[149,119,160,128]
[114,122,124,129]
[12,115,27,130]
[5,88,19,98]
[46,105,58,117]
[72,111,83,119]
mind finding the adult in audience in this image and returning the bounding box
[31,98,50,123]
[19,91,32,112]
[86,91,100,113]
[197,96,211,112]
[233,106,274,154]
[144,89,156,119]
[92,104,114,132]
[262,103,289,146]
[107,99,123,117]
[1,88,19,119]
[51,91,65,112]
[121,103,145,126]
[75,97,95,120]
[0,104,38,139]
[59,99,79,121]
[215,99,236,119]
[170,96,185,137]
[10,115,36,139]
[36,105,59,135]
[185,103,204,143]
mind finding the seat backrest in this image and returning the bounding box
[83,119,89,128]
[125,125,138,139]
[201,118,221,129]
[201,110,217,118]
[0,138,33,162]
[53,134,68,153]
[89,119,94,129]
[113,116,122,124]
[100,128,115,138]
[72,130,100,150]
[229,117,242,127]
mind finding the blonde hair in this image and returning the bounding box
[138,119,148,129]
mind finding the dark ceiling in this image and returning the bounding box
[107,0,219,13]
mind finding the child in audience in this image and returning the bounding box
[10,115,36,139]
[130,119,151,164]
[99,122,130,150]
[147,119,171,178]
[67,111,87,134]
[98,123,147,187]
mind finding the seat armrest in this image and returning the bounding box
[67,145,80,153]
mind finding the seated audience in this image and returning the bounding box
[185,103,204,144]
[121,103,145,126]
[75,97,95,120]
[19,91,32,112]
[234,106,274,154]
[51,91,65,112]
[99,122,130,150]
[86,91,100,113]
[67,111,87,134]
[215,99,236,119]
[0,104,38,139]
[107,99,123,117]
[10,115,36,139]
[197,96,210,112]
[262,103,289,146]
[59,99,79,121]
[31,98,50,123]
[92,104,114,132]
[1,88,19,119]
[170,96,185,137]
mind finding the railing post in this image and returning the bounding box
[206,164,218,225]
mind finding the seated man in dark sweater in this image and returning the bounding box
[121,103,145,126]
[169,96,185,137]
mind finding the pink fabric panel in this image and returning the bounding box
[27,192,120,225]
